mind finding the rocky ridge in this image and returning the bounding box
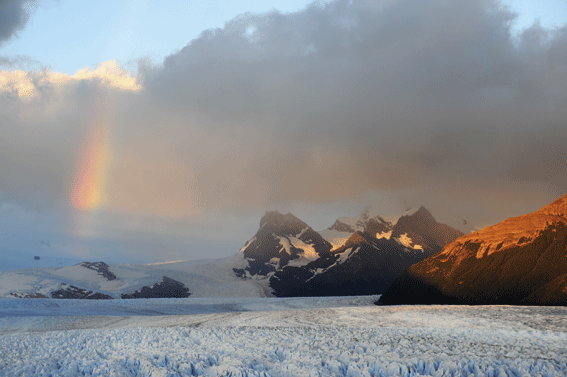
[378,193,567,306]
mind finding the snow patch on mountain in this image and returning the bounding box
[295,227,309,238]
[396,233,424,250]
[276,235,292,255]
[286,237,320,267]
[337,247,358,264]
[238,237,256,253]
[320,208,393,250]
[288,236,317,259]
[376,230,392,239]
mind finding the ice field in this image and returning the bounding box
[1,296,567,376]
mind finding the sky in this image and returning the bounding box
[1,0,566,268]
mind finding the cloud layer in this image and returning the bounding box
[1,0,566,260]
[140,0,567,216]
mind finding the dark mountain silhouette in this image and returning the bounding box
[378,193,567,306]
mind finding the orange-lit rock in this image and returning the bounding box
[378,194,567,306]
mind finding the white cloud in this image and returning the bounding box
[0,60,140,99]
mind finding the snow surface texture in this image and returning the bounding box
[1,296,567,376]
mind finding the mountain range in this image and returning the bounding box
[235,206,464,297]
[5,194,565,305]
[0,205,464,300]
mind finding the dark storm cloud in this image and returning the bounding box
[134,0,566,216]
[0,0,39,45]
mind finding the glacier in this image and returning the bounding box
[1,295,566,376]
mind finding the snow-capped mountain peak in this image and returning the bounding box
[234,211,332,277]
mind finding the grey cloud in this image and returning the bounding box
[136,0,566,215]
[0,77,127,210]
[1,0,567,263]
[0,0,39,46]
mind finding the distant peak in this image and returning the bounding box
[400,205,432,219]
[259,210,305,230]
[264,210,283,217]
[261,210,295,220]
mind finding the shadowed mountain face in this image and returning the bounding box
[270,231,432,297]
[390,206,464,254]
[378,194,567,306]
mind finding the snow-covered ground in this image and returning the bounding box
[1,296,566,376]
[0,255,273,299]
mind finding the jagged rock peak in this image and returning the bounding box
[391,205,464,252]
[327,208,392,234]
[400,205,435,221]
[328,219,356,233]
[341,231,375,249]
[363,216,392,235]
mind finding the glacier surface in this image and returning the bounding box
[1,296,566,376]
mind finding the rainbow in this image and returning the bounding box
[71,117,112,211]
